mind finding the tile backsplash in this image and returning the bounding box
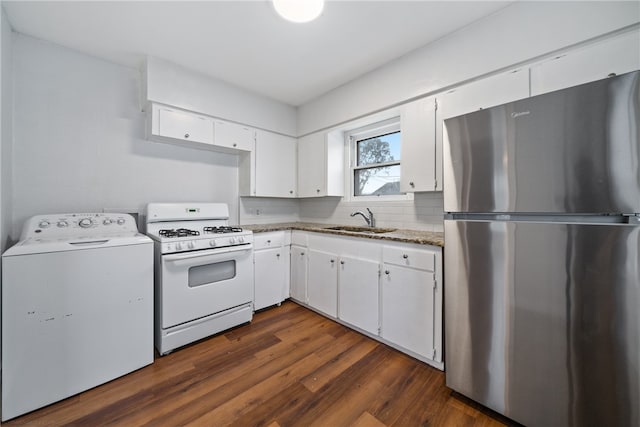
[239,193,444,232]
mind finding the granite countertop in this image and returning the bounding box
[242,222,444,247]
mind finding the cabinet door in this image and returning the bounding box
[297,133,326,197]
[338,256,379,335]
[437,68,529,192]
[290,245,307,303]
[381,264,435,359]
[255,131,297,198]
[254,247,287,310]
[438,68,530,120]
[157,106,214,144]
[531,30,640,96]
[307,249,337,317]
[214,120,254,151]
[400,96,437,192]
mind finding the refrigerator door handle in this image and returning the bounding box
[623,213,640,224]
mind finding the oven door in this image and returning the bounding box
[159,244,253,329]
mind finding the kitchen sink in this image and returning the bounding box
[324,226,397,234]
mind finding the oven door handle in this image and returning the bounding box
[163,245,252,262]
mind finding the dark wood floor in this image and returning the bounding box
[4,301,510,426]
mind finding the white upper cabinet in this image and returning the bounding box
[213,120,254,152]
[297,131,344,198]
[438,67,530,121]
[148,103,255,153]
[400,96,437,193]
[153,104,214,145]
[530,30,640,96]
[254,131,297,198]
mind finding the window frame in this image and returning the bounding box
[346,117,412,202]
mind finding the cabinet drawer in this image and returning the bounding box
[254,232,285,249]
[291,231,308,247]
[383,246,436,271]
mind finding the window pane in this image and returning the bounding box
[357,131,401,166]
[354,165,401,196]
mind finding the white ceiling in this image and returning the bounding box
[3,0,514,106]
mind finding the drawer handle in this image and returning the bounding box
[402,254,409,259]
[184,133,190,139]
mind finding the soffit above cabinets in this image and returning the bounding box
[2,1,514,106]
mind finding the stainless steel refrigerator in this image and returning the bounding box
[443,71,639,427]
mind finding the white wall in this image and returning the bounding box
[298,1,640,135]
[1,6,13,250]
[239,197,300,225]
[146,57,297,137]
[11,34,243,240]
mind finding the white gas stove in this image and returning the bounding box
[146,203,253,254]
[146,203,254,355]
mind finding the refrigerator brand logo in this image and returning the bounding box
[511,111,530,118]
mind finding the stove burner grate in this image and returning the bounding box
[203,226,243,234]
[159,228,201,238]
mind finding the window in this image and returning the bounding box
[348,118,406,199]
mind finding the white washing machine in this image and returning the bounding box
[1,213,154,421]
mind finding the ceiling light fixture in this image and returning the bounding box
[272,0,324,23]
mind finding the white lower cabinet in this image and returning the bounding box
[307,249,338,317]
[337,256,379,335]
[253,232,290,311]
[381,244,443,367]
[289,245,308,303]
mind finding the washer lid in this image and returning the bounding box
[2,233,152,256]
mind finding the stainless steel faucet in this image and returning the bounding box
[350,208,375,227]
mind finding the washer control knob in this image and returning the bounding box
[209,240,216,247]
[79,218,93,228]
[116,218,125,225]
[103,218,113,225]
[38,220,51,228]
[57,220,69,228]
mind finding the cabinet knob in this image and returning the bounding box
[316,189,320,193]
[289,190,293,194]
[385,270,390,275]
[409,181,415,187]
[276,253,280,258]
[267,240,271,244]
[233,143,237,147]
[300,252,305,256]
[402,254,409,259]
[330,259,335,264]
[340,260,345,265]
[184,133,190,139]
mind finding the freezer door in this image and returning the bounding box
[444,219,639,427]
[443,71,640,214]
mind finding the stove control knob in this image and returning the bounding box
[57,220,69,228]
[188,241,195,249]
[229,237,236,245]
[116,218,126,225]
[238,236,245,243]
[209,240,216,247]
[79,218,93,228]
[103,219,113,225]
[38,220,51,229]
[176,242,183,251]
